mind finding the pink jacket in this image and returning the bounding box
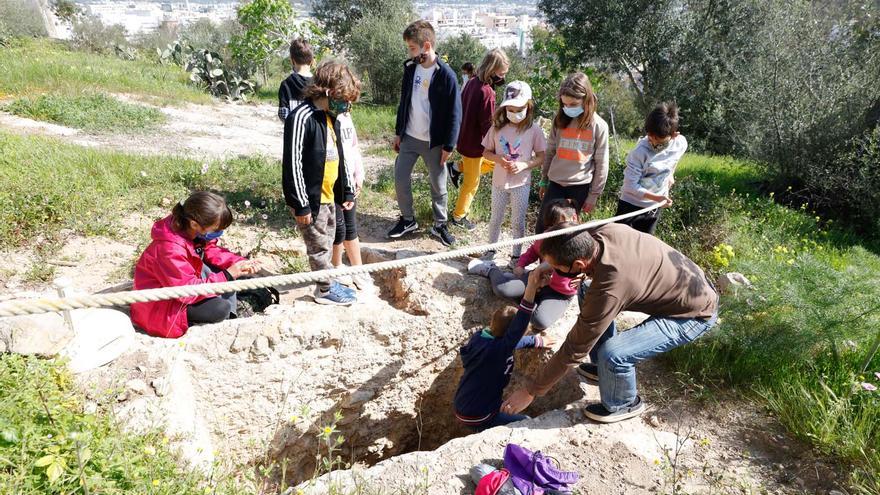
[131,215,245,338]
[518,240,579,296]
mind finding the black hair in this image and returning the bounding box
[171,191,233,233]
[644,102,679,137]
[538,222,597,267]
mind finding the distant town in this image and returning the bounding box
[71,0,544,51]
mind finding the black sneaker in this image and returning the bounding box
[576,362,598,382]
[447,161,462,188]
[450,216,477,232]
[387,216,418,239]
[430,223,456,247]
[584,396,646,423]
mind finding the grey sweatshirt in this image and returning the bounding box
[542,113,610,208]
[619,135,688,207]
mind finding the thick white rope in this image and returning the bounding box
[0,205,660,318]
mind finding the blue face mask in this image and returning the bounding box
[563,105,585,118]
[196,230,224,241]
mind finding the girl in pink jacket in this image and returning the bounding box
[467,199,580,330]
[131,192,260,338]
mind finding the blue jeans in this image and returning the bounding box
[578,281,719,411]
[472,412,529,432]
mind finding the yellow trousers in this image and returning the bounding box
[453,156,494,220]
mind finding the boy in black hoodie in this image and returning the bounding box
[282,60,359,306]
[278,38,314,121]
[386,20,462,247]
[453,268,555,431]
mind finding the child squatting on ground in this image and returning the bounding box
[468,199,580,331]
[131,191,263,338]
[615,102,687,235]
[453,269,555,432]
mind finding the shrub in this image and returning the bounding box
[70,15,128,55]
[348,13,409,104]
[0,0,47,38]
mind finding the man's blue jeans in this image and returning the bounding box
[578,282,719,411]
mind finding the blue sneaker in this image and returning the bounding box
[314,281,356,306]
[334,280,356,297]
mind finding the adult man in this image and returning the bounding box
[502,223,719,423]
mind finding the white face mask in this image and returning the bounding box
[507,108,527,123]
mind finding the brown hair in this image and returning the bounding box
[461,62,474,75]
[492,99,536,132]
[475,48,509,83]
[289,38,314,66]
[644,102,679,137]
[542,198,578,228]
[403,20,435,47]
[538,221,598,267]
[553,72,598,130]
[171,191,233,233]
[490,306,518,337]
[302,59,362,102]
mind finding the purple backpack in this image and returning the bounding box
[503,443,580,495]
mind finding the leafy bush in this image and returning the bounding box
[348,13,409,104]
[70,15,128,55]
[438,32,485,80]
[0,0,47,38]
[311,0,414,49]
[4,92,166,132]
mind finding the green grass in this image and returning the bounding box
[351,104,396,142]
[5,92,166,133]
[663,164,880,493]
[0,354,246,494]
[0,131,292,249]
[0,38,209,105]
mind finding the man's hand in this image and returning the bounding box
[501,388,535,414]
[538,186,546,201]
[528,263,553,289]
[512,266,525,277]
[392,135,401,153]
[582,202,594,214]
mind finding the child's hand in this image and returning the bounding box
[538,334,557,348]
[392,135,401,153]
[539,186,546,200]
[508,161,529,174]
[341,201,355,211]
[227,260,250,279]
[512,266,525,277]
[500,156,515,172]
[295,213,312,225]
[528,263,552,289]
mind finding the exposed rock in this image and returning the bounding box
[718,272,752,294]
[0,313,73,357]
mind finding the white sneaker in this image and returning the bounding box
[467,258,496,278]
[333,264,354,287]
[352,273,376,293]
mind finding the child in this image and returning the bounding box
[278,38,314,121]
[468,199,578,331]
[386,20,462,247]
[535,72,609,233]
[131,191,262,338]
[448,48,510,232]
[460,61,475,88]
[481,81,546,263]
[331,110,375,292]
[283,60,360,306]
[616,102,686,234]
[454,269,554,431]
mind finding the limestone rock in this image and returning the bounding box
[718,272,752,294]
[0,313,73,357]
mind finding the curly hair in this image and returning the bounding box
[302,59,362,102]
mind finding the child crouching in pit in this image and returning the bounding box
[453,269,555,431]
